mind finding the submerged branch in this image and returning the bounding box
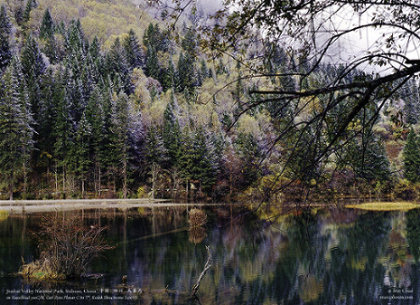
[191,246,212,296]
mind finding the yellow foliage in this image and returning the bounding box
[349,256,368,271]
[237,114,260,137]
[0,210,8,221]
[298,275,324,303]
[346,201,420,211]
[18,0,156,49]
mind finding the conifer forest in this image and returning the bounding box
[0,0,419,202]
[2,1,420,304]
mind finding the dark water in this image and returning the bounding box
[0,205,419,304]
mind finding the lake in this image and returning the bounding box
[0,204,419,304]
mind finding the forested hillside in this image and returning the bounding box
[0,0,419,201]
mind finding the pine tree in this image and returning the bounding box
[178,128,215,195]
[234,132,261,189]
[403,128,420,183]
[177,52,195,92]
[22,0,34,23]
[123,29,144,70]
[89,36,101,60]
[0,60,34,199]
[106,38,132,94]
[160,58,175,91]
[54,70,74,194]
[37,69,57,171]
[71,113,92,197]
[66,19,87,54]
[162,96,181,167]
[355,137,391,182]
[144,43,159,79]
[14,1,25,25]
[40,8,54,39]
[110,92,131,198]
[145,127,167,198]
[0,5,12,71]
[85,85,106,193]
[181,29,198,58]
[21,34,46,83]
[192,128,216,193]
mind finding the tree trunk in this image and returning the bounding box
[55,162,58,195]
[9,173,13,201]
[186,179,189,202]
[62,165,66,198]
[23,162,27,199]
[122,157,127,199]
[81,179,85,198]
[151,163,158,199]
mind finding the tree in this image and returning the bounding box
[234,132,262,189]
[106,38,132,94]
[403,128,420,183]
[123,29,144,70]
[167,0,420,186]
[145,127,167,199]
[0,5,12,71]
[53,69,74,195]
[110,92,131,198]
[85,85,107,193]
[162,96,181,168]
[0,59,34,200]
[177,52,195,92]
[21,34,46,118]
[71,113,92,197]
[178,128,216,196]
[22,0,34,23]
[144,43,159,79]
[40,8,54,39]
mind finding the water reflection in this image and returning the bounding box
[0,205,419,304]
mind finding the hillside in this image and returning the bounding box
[0,0,419,201]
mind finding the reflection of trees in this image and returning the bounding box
[407,209,420,262]
[6,208,419,304]
[94,208,414,304]
[321,212,391,304]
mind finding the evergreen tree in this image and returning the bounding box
[71,113,92,196]
[177,52,195,92]
[54,70,74,193]
[22,0,34,23]
[145,127,167,198]
[21,34,46,83]
[66,19,87,54]
[234,132,262,189]
[37,69,57,168]
[354,137,391,182]
[181,28,198,57]
[0,60,34,199]
[179,128,215,195]
[89,36,101,60]
[14,1,25,25]
[110,92,131,197]
[160,58,175,91]
[123,29,144,70]
[143,23,168,52]
[0,5,12,71]
[40,8,54,39]
[144,43,159,79]
[162,96,181,167]
[85,85,107,192]
[192,128,216,193]
[106,38,132,94]
[403,128,420,183]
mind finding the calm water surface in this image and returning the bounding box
[0,205,419,304]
